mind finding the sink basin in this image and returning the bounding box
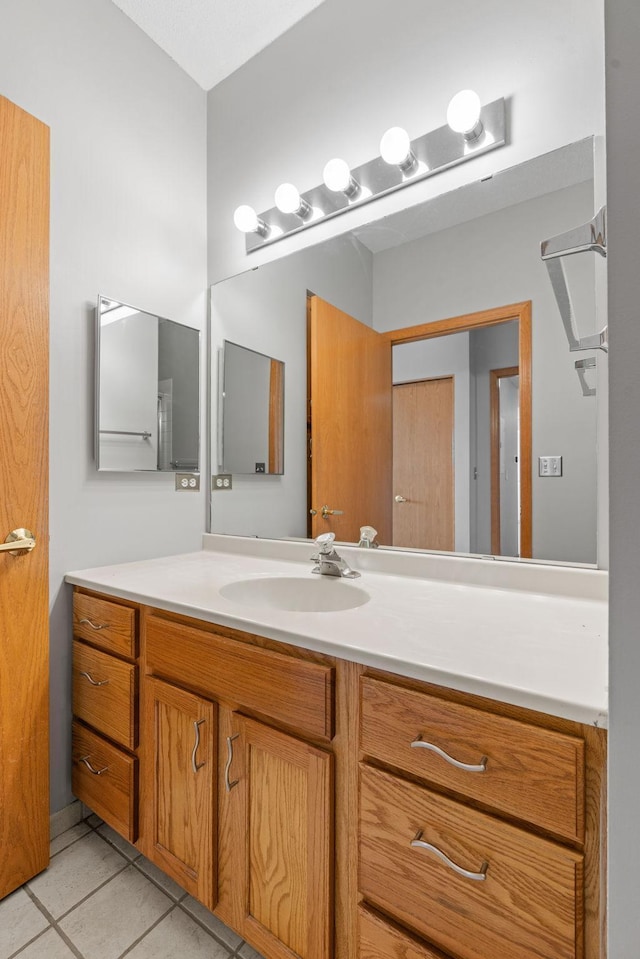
[219,576,370,613]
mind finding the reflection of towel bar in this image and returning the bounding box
[541,206,608,354]
[100,429,152,439]
[575,357,597,397]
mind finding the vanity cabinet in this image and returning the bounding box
[140,607,335,959]
[71,590,139,842]
[357,672,606,959]
[70,587,606,959]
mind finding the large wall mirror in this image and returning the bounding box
[96,296,200,472]
[209,138,604,565]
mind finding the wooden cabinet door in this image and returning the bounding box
[232,714,334,959]
[143,677,216,909]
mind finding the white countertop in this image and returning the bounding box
[66,534,608,728]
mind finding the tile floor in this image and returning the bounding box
[1,815,265,959]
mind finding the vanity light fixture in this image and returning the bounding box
[379,127,417,173]
[233,204,269,237]
[236,92,506,251]
[322,158,361,198]
[274,182,313,219]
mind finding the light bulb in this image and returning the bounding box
[323,158,359,197]
[274,182,311,218]
[446,90,483,139]
[379,127,415,171]
[233,205,259,233]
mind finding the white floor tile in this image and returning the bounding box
[50,822,91,857]
[96,823,139,861]
[126,908,231,959]
[58,865,172,959]
[0,888,48,959]
[181,897,243,949]
[135,857,186,901]
[12,928,76,959]
[27,832,125,919]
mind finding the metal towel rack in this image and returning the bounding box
[99,429,152,439]
[541,205,608,354]
[575,357,597,397]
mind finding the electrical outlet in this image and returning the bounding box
[538,455,563,477]
[175,472,200,491]
[212,473,233,490]
[255,462,265,473]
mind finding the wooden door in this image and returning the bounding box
[0,96,50,899]
[143,677,216,908]
[233,714,333,959]
[308,295,392,544]
[392,378,454,550]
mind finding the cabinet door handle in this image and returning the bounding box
[191,720,206,773]
[410,736,487,773]
[410,830,488,881]
[225,733,240,792]
[78,617,108,631]
[78,755,109,776]
[79,670,110,687]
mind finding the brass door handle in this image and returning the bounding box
[321,505,344,518]
[0,528,36,555]
[394,495,407,503]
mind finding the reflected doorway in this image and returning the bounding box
[491,368,520,556]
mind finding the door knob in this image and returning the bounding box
[394,495,407,503]
[0,528,36,556]
[321,505,344,518]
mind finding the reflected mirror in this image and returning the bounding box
[209,139,603,565]
[96,296,200,472]
[220,341,284,474]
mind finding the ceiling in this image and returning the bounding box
[109,0,326,91]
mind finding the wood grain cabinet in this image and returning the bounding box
[71,588,606,959]
[357,673,607,959]
[71,590,139,842]
[140,607,336,959]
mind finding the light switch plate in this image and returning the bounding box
[212,473,233,490]
[538,455,563,477]
[175,473,200,491]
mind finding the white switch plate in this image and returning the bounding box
[538,455,563,477]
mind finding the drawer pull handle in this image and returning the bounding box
[411,736,487,773]
[192,720,206,773]
[411,830,488,882]
[78,755,109,776]
[79,670,110,687]
[78,618,108,631]
[225,733,240,792]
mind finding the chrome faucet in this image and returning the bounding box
[311,533,360,578]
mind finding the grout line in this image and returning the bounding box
[113,902,178,959]
[29,858,131,926]
[6,926,51,959]
[175,899,240,954]
[21,887,86,959]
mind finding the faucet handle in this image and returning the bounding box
[314,532,336,555]
[358,526,379,548]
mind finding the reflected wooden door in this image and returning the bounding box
[392,377,454,550]
[0,96,50,898]
[308,295,392,543]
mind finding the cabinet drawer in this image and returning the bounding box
[360,765,582,959]
[73,641,137,750]
[360,676,584,841]
[72,722,137,842]
[73,592,136,658]
[359,906,448,958]
[145,614,334,740]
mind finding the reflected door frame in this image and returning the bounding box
[490,366,520,555]
[384,301,532,558]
